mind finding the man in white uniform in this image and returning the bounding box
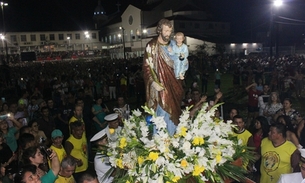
[277,148,305,183]
[90,129,113,183]
[104,113,122,142]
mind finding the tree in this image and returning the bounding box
[212,44,226,56]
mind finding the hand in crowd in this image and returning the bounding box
[215,91,223,100]
[48,149,57,160]
[76,159,83,167]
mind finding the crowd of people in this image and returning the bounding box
[1,18,305,183]
[0,86,131,183]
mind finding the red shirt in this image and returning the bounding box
[248,89,261,107]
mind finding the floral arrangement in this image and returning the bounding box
[106,103,253,183]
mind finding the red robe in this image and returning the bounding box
[142,38,184,125]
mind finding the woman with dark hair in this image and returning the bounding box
[14,164,40,183]
[22,146,60,183]
[0,113,22,152]
[92,97,109,132]
[253,112,270,182]
[273,98,298,127]
[253,116,270,151]
[0,103,9,114]
[28,120,47,145]
[277,115,302,149]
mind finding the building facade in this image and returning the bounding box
[99,1,231,59]
[0,30,105,54]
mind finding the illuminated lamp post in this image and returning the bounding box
[119,27,126,60]
[0,1,8,64]
[270,0,283,58]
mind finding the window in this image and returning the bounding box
[10,35,17,42]
[130,30,134,40]
[20,35,27,42]
[40,34,46,41]
[58,34,64,40]
[75,33,80,40]
[108,35,111,43]
[67,34,72,39]
[49,34,55,40]
[30,35,36,41]
[91,33,97,39]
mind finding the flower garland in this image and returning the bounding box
[105,103,253,183]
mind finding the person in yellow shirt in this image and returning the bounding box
[50,129,67,166]
[69,105,84,131]
[232,115,254,147]
[260,123,300,183]
[65,121,88,181]
[55,156,77,183]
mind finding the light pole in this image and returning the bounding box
[270,0,283,58]
[141,29,147,55]
[119,27,126,60]
[67,36,70,50]
[0,1,8,64]
[84,31,89,50]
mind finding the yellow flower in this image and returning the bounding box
[180,159,188,167]
[116,159,124,169]
[126,181,130,183]
[192,137,204,146]
[138,156,144,165]
[148,152,159,161]
[119,137,127,149]
[172,176,180,182]
[193,165,205,176]
[180,127,187,137]
[109,128,115,134]
[216,154,222,163]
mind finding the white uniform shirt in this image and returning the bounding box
[277,172,305,183]
[94,153,114,183]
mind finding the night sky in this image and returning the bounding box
[2,0,305,45]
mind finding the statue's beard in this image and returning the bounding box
[161,33,170,42]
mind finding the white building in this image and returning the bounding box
[0,30,105,54]
[98,0,232,59]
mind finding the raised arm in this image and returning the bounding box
[48,149,60,176]
[8,113,22,130]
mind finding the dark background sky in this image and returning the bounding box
[2,0,305,45]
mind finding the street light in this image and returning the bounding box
[0,1,8,64]
[119,26,126,60]
[273,0,283,7]
[0,34,4,50]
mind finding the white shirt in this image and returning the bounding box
[277,172,305,183]
[94,153,113,183]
